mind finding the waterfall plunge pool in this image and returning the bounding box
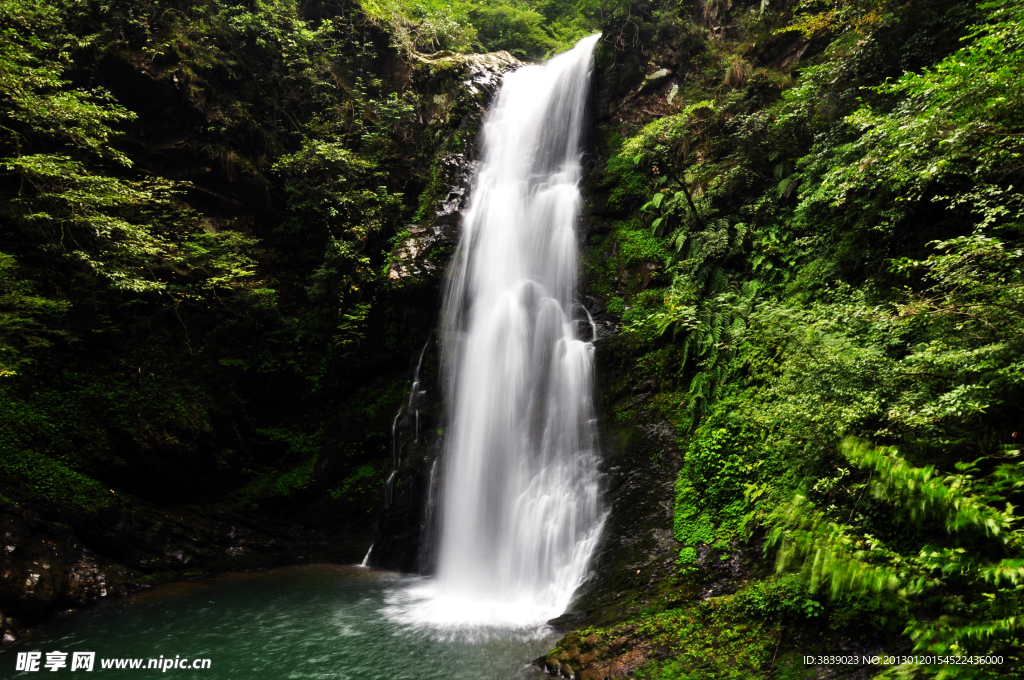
[1,565,559,679]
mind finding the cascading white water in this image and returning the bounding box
[386,34,605,631]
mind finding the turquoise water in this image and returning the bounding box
[0,565,559,679]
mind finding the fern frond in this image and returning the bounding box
[732,221,747,246]
[775,500,927,599]
[710,266,729,296]
[841,439,1016,538]
[777,176,792,198]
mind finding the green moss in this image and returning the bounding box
[330,463,380,500]
[605,149,650,213]
[606,296,626,314]
[426,242,455,262]
[549,597,779,680]
[616,224,669,270]
[622,289,666,327]
[630,615,777,680]
[236,428,320,503]
[546,572,897,680]
[413,153,452,223]
[0,449,112,512]
[238,454,317,502]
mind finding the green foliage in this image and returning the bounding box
[330,463,381,501]
[365,0,602,59]
[0,0,436,381]
[237,428,320,503]
[794,0,1024,234]
[590,0,1024,669]
[605,148,650,212]
[0,0,257,300]
[0,448,113,512]
[605,295,626,315]
[555,582,792,680]
[673,421,769,552]
[724,574,823,623]
[785,0,891,38]
[363,0,478,54]
[238,454,317,503]
[621,288,664,326]
[0,252,68,376]
[772,439,1024,675]
[470,1,556,59]
[0,0,135,161]
[0,0,462,537]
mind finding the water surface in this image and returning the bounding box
[1,565,558,679]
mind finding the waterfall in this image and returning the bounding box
[386,34,605,630]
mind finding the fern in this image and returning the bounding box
[842,439,1016,539]
[773,438,1024,674]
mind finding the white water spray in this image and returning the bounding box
[387,34,604,631]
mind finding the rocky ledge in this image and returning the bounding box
[388,51,520,290]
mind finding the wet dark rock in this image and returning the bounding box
[1,611,23,644]
[636,261,662,291]
[388,52,520,289]
[0,492,367,639]
[774,35,812,69]
[581,295,621,343]
[367,427,446,574]
[386,203,456,286]
[593,318,621,343]
[548,410,684,631]
[412,51,520,127]
[632,378,659,395]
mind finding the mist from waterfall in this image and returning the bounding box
[384,34,605,631]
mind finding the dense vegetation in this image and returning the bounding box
[563,0,1024,676]
[0,0,470,533]
[0,0,598,627]
[3,0,1023,677]
[363,0,603,58]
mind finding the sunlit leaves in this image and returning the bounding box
[0,1,135,162]
[801,0,1024,216]
[6,154,258,295]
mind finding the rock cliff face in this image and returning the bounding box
[0,494,365,631]
[387,51,519,290]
